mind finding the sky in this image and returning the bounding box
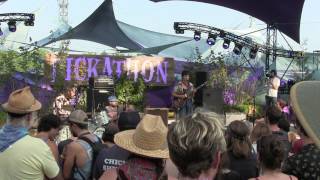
[0,0,319,52]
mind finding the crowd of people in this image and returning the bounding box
[0,80,320,180]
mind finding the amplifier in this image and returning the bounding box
[89,76,114,89]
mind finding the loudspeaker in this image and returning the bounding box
[145,108,169,126]
[86,88,110,113]
[194,72,207,107]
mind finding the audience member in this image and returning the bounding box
[105,96,119,122]
[167,112,242,180]
[93,111,140,179]
[281,82,320,179]
[250,122,272,153]
[36,114,62,161]
[250,135,297,180]
[226,120,259,179]
[63,109,101,180]
[278,118,290,132]
[100,114,168,180]
[290,138,304,154]
[282,120,320,179]
[265,106,291,157]
[0,87,62,180]
[101,122,119,148]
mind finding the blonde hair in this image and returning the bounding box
[167,111,226,178]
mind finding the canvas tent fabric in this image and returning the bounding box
[44,0,142,50]
[150,0,305,43]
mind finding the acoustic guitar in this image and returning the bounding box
[173,81,208,110]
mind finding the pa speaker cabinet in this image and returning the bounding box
[145,108,169,126]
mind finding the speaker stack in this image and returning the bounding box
[87,75,115,113]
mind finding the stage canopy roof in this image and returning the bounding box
[150,0,305,43]
[45,0,142,50]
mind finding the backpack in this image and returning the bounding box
[78,136,106,179]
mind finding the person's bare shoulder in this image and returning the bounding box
[65,140,82,153]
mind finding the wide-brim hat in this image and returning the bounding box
[1,86,42,114]
[114,114,169,159]
[290,81,320,148]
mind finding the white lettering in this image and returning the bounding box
[141,61,154,82]
[156,61,168,84]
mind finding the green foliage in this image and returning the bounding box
[115,73,146,111]
[0,111,7,127]
[209,58,229,89]
[0,49,47,84]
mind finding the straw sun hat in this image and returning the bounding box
[1,86,42,114]
[114,114,169,159]
[290,81,320,148]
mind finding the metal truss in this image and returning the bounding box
[0,13,34,23]
[174,22,304,59]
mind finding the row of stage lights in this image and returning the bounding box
[0,19,34,35]
[192,30,258,59]
[0,13,35,36]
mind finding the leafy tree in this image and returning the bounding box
[115,73,146,111]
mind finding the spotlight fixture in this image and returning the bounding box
[174,22,184,34]
[8,21,16,32]
[219,31,226,38]
[249,47,259,59]
[24,19,34,26]
[223,39,231,49]
[175,29,184,34]
[233,43,243,55]
[194,31,201,41]
[206,33,217,46]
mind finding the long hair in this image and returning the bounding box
[226,121,252,158]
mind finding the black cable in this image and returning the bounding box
[241,51,256,73]
[239,27,268,37]
[279,31,294,51]
[279,31,296,80]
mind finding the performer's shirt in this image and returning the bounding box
[53,95,71,118]
[267,76,280,97]
[173,81,194,96]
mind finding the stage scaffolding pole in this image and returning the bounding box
[265,24,278,73]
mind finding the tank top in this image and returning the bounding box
[73,134,100,180]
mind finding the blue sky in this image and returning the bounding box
[0,0,319,52]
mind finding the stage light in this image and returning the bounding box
[249,47,259,59]
[219,31,226,38]
[223,39,231,49]
[287,51,294,58]
[174,22,184,34]
[24,19,34,26]
[175,29,184,34]
[233,43,243,55]
[194,31,201,41]
[8,21,16,32]
[206,33,217,46]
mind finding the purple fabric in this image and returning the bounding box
[146,87,174,108]
[150,0,305,43]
